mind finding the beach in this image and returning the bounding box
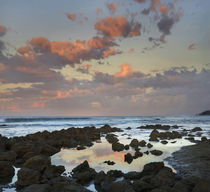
[0,116,210,192]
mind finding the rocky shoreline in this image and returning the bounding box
[0,124,209,192]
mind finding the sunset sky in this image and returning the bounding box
[0,0,210,116]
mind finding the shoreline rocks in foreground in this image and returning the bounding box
[0,124,209,192]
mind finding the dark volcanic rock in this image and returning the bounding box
[161,140,168,145]
[150,150,163,156]
[133,180,154,191]
[147,143,153,148]
[104,160,115,165]
[17,168,40,187]
[72,160,96,184]
[124,153,133,164]
[105,134,119,144]
[149,129,160,141]
[134,151,143,159]
[130,139,139,148]
[142,162,164,176]
[0,151,17,162]
[139,140,146,147]
[99,124,122,133]
[23,155,50,171]
[21,184,51,192]
[138,124,171,130]
[166,140,210,178]
[0,161,15,184]
[108,180,134,192]
[191,127,202,132]
[112,142,124,151]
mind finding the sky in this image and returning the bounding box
[0,0,210,116]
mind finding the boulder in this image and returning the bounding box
[23,155,51,171]
[108,180,135,192]
[105,134,119,144]
[139,140,146,147]
[124,144,130,150]
[124,153,133,164]
[107,170,123,178]
[142,162,164,176]
[149,129,160,141]
[22,184,51,192]
[133,180,154,192]
[0,161,15,184]
[147,143,153,148]
[134,151,143,159]
[150,150,163,156]
[112,142,124,151]
[43,165,65,180]
[130,139,139,148]
[0,151,17,162]
[191,127,202,132]
[17,168,40,186]
[104,160,115,165]
[72,160,96,184]
[161,140,168,145]
[72,160,89,173]
[150,167,176,187]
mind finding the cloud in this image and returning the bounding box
[0,25,7,37]
[107,3,117,13]
[65,13,88,24]
[16,36,121,67]
[188,43,196,50]
[134,0,182,42]
[95,16,141,38]
[115,64,133,78]
[65,13,76,21]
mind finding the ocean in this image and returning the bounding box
[0,115,210,138]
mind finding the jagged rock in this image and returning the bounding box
[150,167,176,187]
[0,151,17,162]
[133,180,154,192]
[22,184,51,192]
[147,143,153,148]
[138,124,170,130]
[139,140,146,147]
[105,134,119,144]
[17,168,40,186]
[124,153,133,164]
[72,161,96,184]
[108,180,135,192]
[130,139,139,148]
[149,129,160,141]
[112,142,124,151]
[23,155,51,171]
[191,127,202,132]
[0,161,15,184]
[107,170,123,178]
[134,151,143,159]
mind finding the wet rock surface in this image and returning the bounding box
[166,140,210,179]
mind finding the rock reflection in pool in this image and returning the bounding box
[51,137,193,173]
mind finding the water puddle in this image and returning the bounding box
[52,137,194,173]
